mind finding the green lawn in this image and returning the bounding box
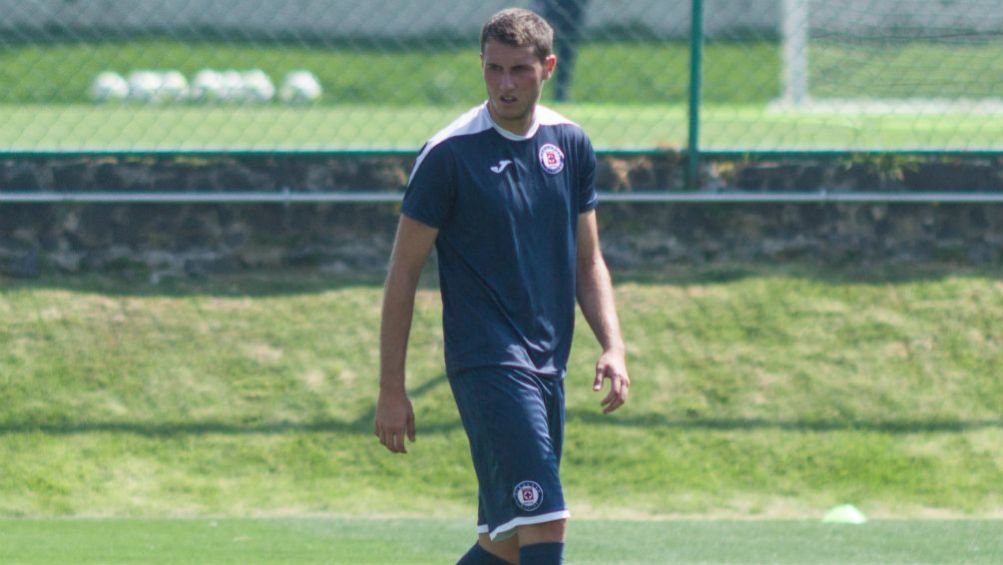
[3,103,1003,152]
[2,39,1002,151]
[2,266,1002,521]
[4,39,1002,106]
[1,518,1000,565]
[0,40,775,106]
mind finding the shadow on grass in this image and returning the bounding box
[612,262,1003,287]
[4,407,1000,438]
[0,372,460,437]
[567,410,1003,433]
[0,418,469,438]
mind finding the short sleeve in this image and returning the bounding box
[577,134,598,213]
[402,142,456,228]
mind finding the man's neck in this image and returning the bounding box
[487,106,537,137]
[486,104,537,138]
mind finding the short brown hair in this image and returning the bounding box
[480,8,554,63]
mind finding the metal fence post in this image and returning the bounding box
[686,0,704,191]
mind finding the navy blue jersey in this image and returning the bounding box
[402,102,598,377]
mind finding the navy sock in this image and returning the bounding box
[519,542,565,565]
[456,542,512,565]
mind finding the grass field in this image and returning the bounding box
[0,40,775,106]
[1,518,1000,564]
[2,265,1002,563]
[2,266,1002,515]
[5,40,1003,106]
[4,103,1003,152]
[2,39,1003,151]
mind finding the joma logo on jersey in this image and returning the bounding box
[513,480,544,511]
[538,144,564,174]
[490,160,513,174]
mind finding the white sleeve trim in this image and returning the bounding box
[486,510,571,541]
[409,104,492,183]
[535,104,577,127]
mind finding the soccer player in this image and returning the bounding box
[375,8,629,565]
[534,0,590,102]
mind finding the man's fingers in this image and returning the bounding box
[376,421,399,453]
[601,388,615,406]
[376,417,415,453]
[602,388,624,414]
[599,374,629,414]
[406,412,417,442]
[598,372,620,404]
[593,366,604,391]
[603,398,624,414]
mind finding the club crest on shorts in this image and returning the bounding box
[538,144,565,174]
[513,480,544,511]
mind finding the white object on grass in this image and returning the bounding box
[90,71,129,103]
[191,69,225,103]
[159,70,190,102]
[279,70,322,104]
[219,69,246,103]
[127,70,164,103]
[822,504,868,524]
[241,69,275,103]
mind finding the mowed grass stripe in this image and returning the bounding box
[0,518,1000,565]
[4,103,1003,152]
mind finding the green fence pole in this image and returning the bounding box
[687,0,704,191]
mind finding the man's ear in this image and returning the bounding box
[543,54,557,79]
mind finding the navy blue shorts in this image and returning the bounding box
[448,366,568,541]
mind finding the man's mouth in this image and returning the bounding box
[499,95,517,104]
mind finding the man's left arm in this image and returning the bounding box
[576,210,630,414]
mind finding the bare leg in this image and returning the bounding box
[478,532,520,564]
[517,518,567,545]
[517,519,567,564]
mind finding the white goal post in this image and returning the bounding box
[781,0,810,105]
[779,0,1003,112]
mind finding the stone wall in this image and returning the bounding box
[1,153,1002,279]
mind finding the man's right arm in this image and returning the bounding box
[375,214,439,454]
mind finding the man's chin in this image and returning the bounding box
[490,102,532,121]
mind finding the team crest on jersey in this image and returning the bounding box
[538,144,565,174]
[513,480,544,511]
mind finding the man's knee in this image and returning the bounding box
[517,518,567,545]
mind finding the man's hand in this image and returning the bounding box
[593,350,629,414]
[374,387,416,453]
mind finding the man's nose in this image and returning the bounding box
[500,71,515,89]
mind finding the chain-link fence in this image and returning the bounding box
[1,0,1002,152]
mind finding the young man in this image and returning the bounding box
[375,8,629,565]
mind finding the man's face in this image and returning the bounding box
[481,40,556,135]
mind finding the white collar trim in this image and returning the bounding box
[485,102,541,141]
